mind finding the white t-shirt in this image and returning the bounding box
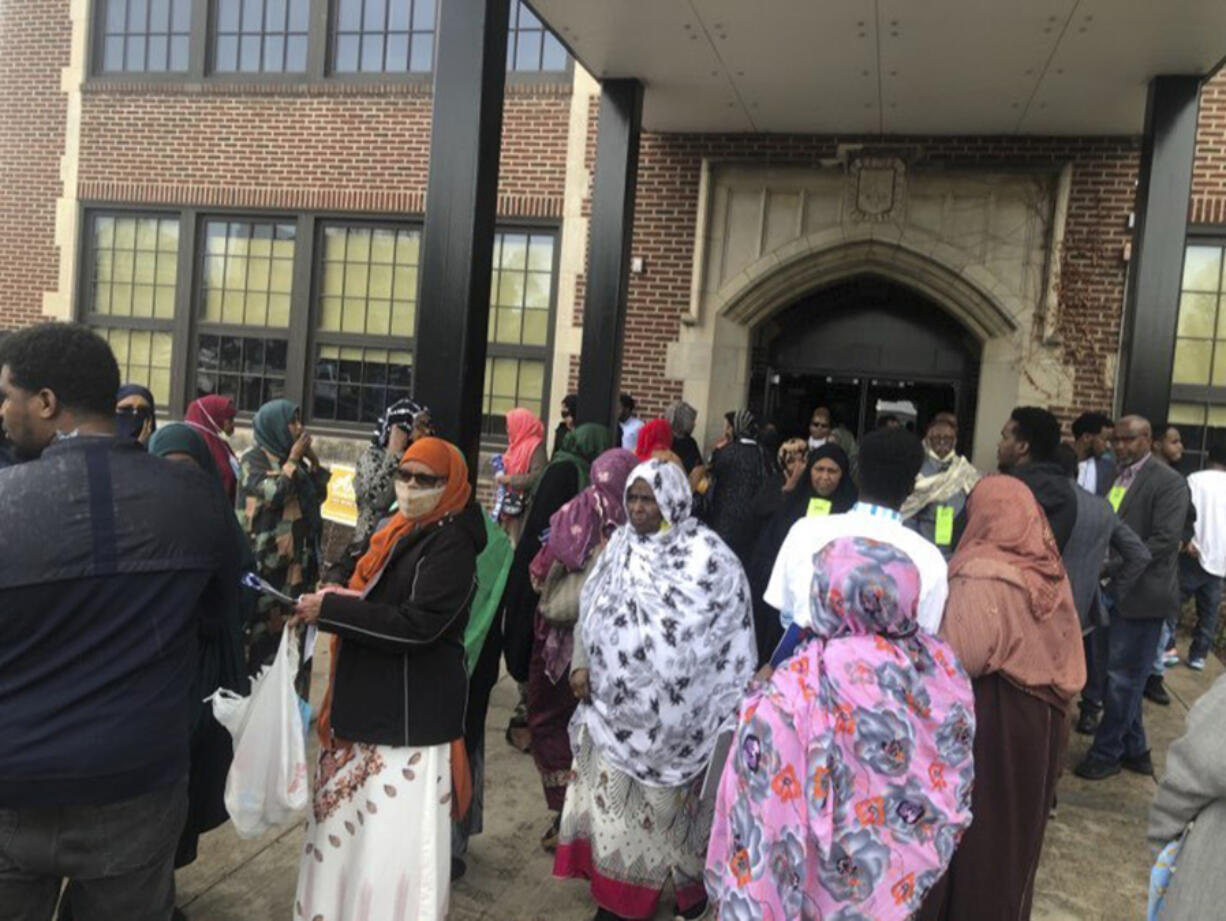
[1188,469,1226,578]
[765,502,950,635]
[620,417,644,452]
[1077,458,1098,495]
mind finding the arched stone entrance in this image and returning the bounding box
[664,160,1078,469]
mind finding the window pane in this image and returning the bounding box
[338,0,362,30]
[199,218,294,329]
[385,33,409,71]
[514,30,541,71]
[1173,339,1212,385]
[1177,292,1217,338]
[360,34,384,71]
[335,34,360,72]
[95,327,174,405]
[286,35,308,70]
[89,215,179,319]
[217,0,240,31]
[363,0,386,30]
[315,224,420,338]
[312,345,410,423]
[196,334,287,408]
[214,34,239,70]
[541,33,567,70]
[1183,246,1223,293]
[105,0,127,31]
[409,32,432,71]
[149,0,170,31]
[103,36,126,71]
[388,0,410,30]
[215,0,308,73]
[239,34,261,70]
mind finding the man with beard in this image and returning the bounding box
[996,406,1078,551]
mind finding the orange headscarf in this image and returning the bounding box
[318,437,474,817]
[349,436,472,592]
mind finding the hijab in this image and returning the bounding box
[575,459,757,786]
[115,384,156,442]
[664,400,697,436]
[945,475,1085,704]
[370,396,428,449]
[350,437,472,592]
[634,418,674,462]
[538,448,638,574]
[252,398,298,461]
[148,423,214,473]
[185,395,239,500]
[551,423,613,491]
[503,407,546,476]
[731,408,759,442]
[707,536,975,919]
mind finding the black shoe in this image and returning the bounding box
[1075,705,1101,736]
[1074,756,1121,781]
[172,910,188,921]
[1144,675,1171,706]
[594,909,627,921]
[1122,750,1154,776]
[451,857,467,881]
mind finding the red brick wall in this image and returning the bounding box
[1192,70,1226,224]
[76,82,572,217]
[579,131,1140,427]
[0,0,70,329]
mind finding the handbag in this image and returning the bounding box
[500,487,527,518]
[538,559,588,625]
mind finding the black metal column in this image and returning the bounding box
[576,80,644,429]
[1119,75,1201,424]
[414,0,509,476]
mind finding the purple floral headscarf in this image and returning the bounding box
[543,448,639,573]
[706,536,976,920]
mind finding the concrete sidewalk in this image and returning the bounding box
[175,643,1223,921]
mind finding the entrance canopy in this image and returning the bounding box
[529,0,1226,134]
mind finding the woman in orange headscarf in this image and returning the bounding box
[291,437,486,921]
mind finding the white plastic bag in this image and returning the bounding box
[210,626,309,838]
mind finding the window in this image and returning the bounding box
[85,214,179,404]
[312,223,420,423]
[1169,242,1226,469]
[483,230,555,436]
[213,0,309,73]
[195,219,296,409]
[506,0,567,72]
[332,0,435,74]
[80,209,558,440]
[99,0,192,72]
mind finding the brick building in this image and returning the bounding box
[2,1,1226,471]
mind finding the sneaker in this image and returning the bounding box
[1163,648,1180,668]
[1188,656,1207,671]
[1144,675,1171,706]
[1122,750,1154,776]
[1074,756,1121,781]
[1075,706,1101,736]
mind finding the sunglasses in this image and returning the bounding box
[394,470,446,487]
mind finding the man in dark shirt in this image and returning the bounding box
[0,324,230,920]
[997,406,1078,551]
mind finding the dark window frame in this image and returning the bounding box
[86,0,570,82]
[506,0,568,74]
[76,204,560,449]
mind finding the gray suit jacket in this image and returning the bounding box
[1149,674,1226,921]
[1092,455,1116,498]
[1063,486,1149,630]
[1113,459,1190,621]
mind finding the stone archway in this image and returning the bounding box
[665,160,1075,469]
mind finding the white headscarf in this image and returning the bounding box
[573,459,757,787]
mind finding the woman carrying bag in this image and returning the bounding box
[526,448,639,851]
[291,437,484,921]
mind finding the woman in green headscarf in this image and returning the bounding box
[237,398,331,678]
[496,423,614,752]
[148,424,253,873]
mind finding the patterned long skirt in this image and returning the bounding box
[294,742,451,921]
[553,726,711,920]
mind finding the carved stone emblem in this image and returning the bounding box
[849,157,906,222]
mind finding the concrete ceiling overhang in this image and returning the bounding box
[528,0,1226,135]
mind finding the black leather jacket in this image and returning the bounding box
[318,501,487,747]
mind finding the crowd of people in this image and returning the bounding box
[1,321,1224,921]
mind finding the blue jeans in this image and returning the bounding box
[1180,555,1224,662]
[1089,614,1164,764]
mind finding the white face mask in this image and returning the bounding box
[394,482,445,520]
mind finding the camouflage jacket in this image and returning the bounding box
[237,446,331,619]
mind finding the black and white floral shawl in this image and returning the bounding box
[573,459,756,787]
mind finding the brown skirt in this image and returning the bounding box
[915,672,1068,921]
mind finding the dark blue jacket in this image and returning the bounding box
[0,435,230,808]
